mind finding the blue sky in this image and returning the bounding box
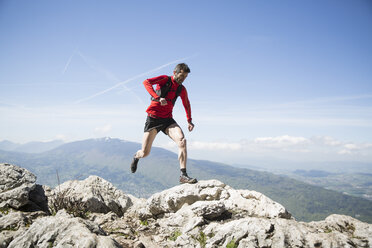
[1,0,372,168]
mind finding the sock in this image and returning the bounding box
[181,168,187,176]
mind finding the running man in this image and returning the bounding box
[130,63,197,184]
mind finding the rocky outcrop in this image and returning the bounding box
[0,163,371,248]
[143,180,291,220]
[198,215,372,248]
[0,210,47,248]
[48,175,133,217]
[0,164,36,209]
[126,180,371,248]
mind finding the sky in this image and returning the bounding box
[1,0,372,170]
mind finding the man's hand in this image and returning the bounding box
[159,98,168,106]
[188,122,195,132]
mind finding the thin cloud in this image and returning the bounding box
[166,135,372,159]
[94,124,112,135]
[190,141,242,151]
[0,100,22,108]
[312,136,342,146]
[272,94,372,108]
[254,135,309,147]
[73,54,198,104]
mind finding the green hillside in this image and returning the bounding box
[0,137,371,223]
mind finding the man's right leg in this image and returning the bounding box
[131,129,158,173]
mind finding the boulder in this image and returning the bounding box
[308,214,372,247]
[0,209,47,248]
[0,163,36,209]
[7,210,122,248]
[49,176,132,217]
[193,215,372,248]
[225,188,291,219]
[145,179,290,219]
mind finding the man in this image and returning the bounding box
[130,63,197,184]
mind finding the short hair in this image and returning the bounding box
[174,63,191,73]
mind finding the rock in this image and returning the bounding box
[49,175,132,217]
[0,211,28,231]
[309,214,372,247]
[125,194,148,220]
[190,200,227,220]
[146,180,226,216]
[7,209,122,248]
[158,200,227,234]
[0,211,27,248]
[2,164,371,248]
[225,188,292,219]
[145,179,290,219]
[128,180,372,248]
[0,163,36,209]
[0,228,25,248]
[0,209,47,248]
[198,214,372,248]
[89,212,119,227]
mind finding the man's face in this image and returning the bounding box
[173,70,188,84]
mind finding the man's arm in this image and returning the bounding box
[180,87,194,131]
[143,75,169,100]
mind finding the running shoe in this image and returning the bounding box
[131,156,139,173]
[180,175,198,184]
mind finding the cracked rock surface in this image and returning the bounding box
[0,163,36,209]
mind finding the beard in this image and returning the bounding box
[174,77,184,84]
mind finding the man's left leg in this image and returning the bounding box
[166,123,197,184]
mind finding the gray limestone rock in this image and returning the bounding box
[0,209,48,248]
[1,164,371,248]
[49,175,133,217]
[128,180,371,248]
[0,163,36,209]
[199,215,372,248]
[7,209,122,248]
[145,179,290,220]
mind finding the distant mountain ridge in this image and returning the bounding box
[0,137,371,223]
[0,139,64,153]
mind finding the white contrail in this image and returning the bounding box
[77,51,119,82]
[73,54,197,104]
[76,50,144,104]
[62,49,76,75]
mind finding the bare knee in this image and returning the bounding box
[178,138,187,149]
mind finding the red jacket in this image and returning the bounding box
[143,75,192,122]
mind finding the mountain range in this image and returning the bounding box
[0,140,64,153]
[0,137,371,223]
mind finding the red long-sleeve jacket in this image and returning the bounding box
[143,75,192,122]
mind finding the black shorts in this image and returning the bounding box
[144,116,177,134]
